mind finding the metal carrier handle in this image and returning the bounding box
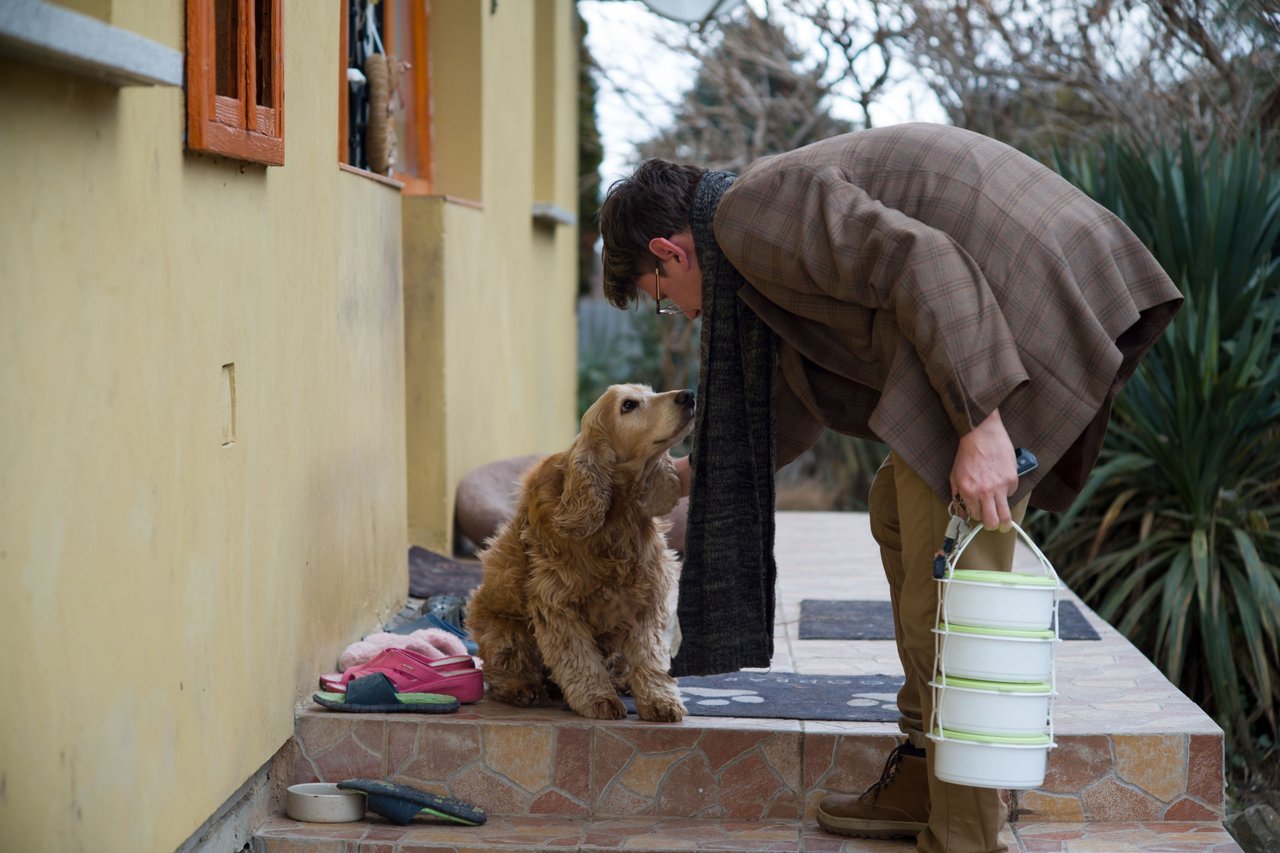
[944,519,1060,584]
[930,518,1060,747]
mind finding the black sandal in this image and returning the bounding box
[337,778,487,825]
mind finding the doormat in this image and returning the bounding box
[408,546,484,599]
[798,599,1101,641]
[618,672,903,722]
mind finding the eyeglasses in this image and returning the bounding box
[653,266,684,315]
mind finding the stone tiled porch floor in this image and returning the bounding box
[770,512,1214,739]
[261,512,1240,852]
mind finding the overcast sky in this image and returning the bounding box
[577,0,947,185]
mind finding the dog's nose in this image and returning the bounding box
[675,389,694,409]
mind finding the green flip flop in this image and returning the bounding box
[313,673,459,714]
[337,778,487,825]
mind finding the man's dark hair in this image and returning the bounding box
[598,159,707,309]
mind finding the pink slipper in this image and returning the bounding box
[322,647,474,689]
[320,648,482,702]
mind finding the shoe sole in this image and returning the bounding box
[815,810,925,839]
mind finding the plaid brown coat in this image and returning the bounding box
[713,123,1183,511]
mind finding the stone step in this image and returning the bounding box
[284,700,1225,825]
[259,512,1241,849]
[252,813,1243,852]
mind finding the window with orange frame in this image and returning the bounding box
[340,0,433,192]
[186,0,284,166]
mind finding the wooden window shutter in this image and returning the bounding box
[186,0,284,165]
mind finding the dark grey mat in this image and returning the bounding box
[799,598,1100,641]
[618,672,903,722]
[407,547,483,599]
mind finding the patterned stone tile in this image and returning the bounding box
[1015,790,1085,822]
[702,731,783,773]
[1115,734,1187,803]
[1186,734,1225,809]
[803,733,902,794]
[1040,735,1112,794]
[293,714,386,783]
[531,788,591,816]
[1163,797,1220,821]
[655,752,723,817]
[577,816,802,850]
[718,751,799,819]
[1080,777,1164,821]
[409,814,585,848]
[551,724,594,803]
[1013,820,1242,852]
[799,829,918,852]
[445,762,531,816]
[387,719,480,782]
[484,723,554,792]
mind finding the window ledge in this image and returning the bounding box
[532,202,577,227]
[339,162,405,190]
[0,0,182,87]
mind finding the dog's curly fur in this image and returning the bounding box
[467,384,694,722]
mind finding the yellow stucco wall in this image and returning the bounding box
[0,3,409,850]
[405,0,579,551]
[1,1,580,848]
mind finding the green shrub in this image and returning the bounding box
[1046,133,1280,774]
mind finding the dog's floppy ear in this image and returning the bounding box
[636,452,682,518]
[553,424,615,538]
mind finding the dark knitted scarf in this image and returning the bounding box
[670,170,779,678]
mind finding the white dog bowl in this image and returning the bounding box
[940,569,1059,632]
[930,675,1053,736]
[934,623,1057,683]
[285,783,366,823]
[929,728,1054,789]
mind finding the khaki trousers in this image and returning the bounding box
[868,451,1028,853]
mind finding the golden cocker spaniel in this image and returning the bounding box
[467,384,695,722]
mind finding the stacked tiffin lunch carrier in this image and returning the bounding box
[927,518,1062,789]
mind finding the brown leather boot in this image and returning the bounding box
[816,742,930,839]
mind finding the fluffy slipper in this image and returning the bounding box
[338,628,467,671]
[337,778,487,826]
[405,627,468,659]
[390,617,474,655]
[312,673,459,714]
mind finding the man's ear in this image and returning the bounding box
[648,235,690,270]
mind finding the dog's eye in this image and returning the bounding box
[620,399,639,414]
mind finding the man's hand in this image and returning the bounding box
[950,409,1018,531]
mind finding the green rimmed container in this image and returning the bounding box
[932,622,1058,683]
[927,728,1055,789]
[928,675,1054,736]
[940,567,1060,632]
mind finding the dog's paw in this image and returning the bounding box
[576,694,628,720]
[636,693,686,723]
[491,682,550,708]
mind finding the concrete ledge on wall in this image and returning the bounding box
[531,202,577,227]
[0,0,183,87]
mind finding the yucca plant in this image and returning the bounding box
[1045,133,1280,774]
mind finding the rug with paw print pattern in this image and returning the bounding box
[621,672,902,721]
